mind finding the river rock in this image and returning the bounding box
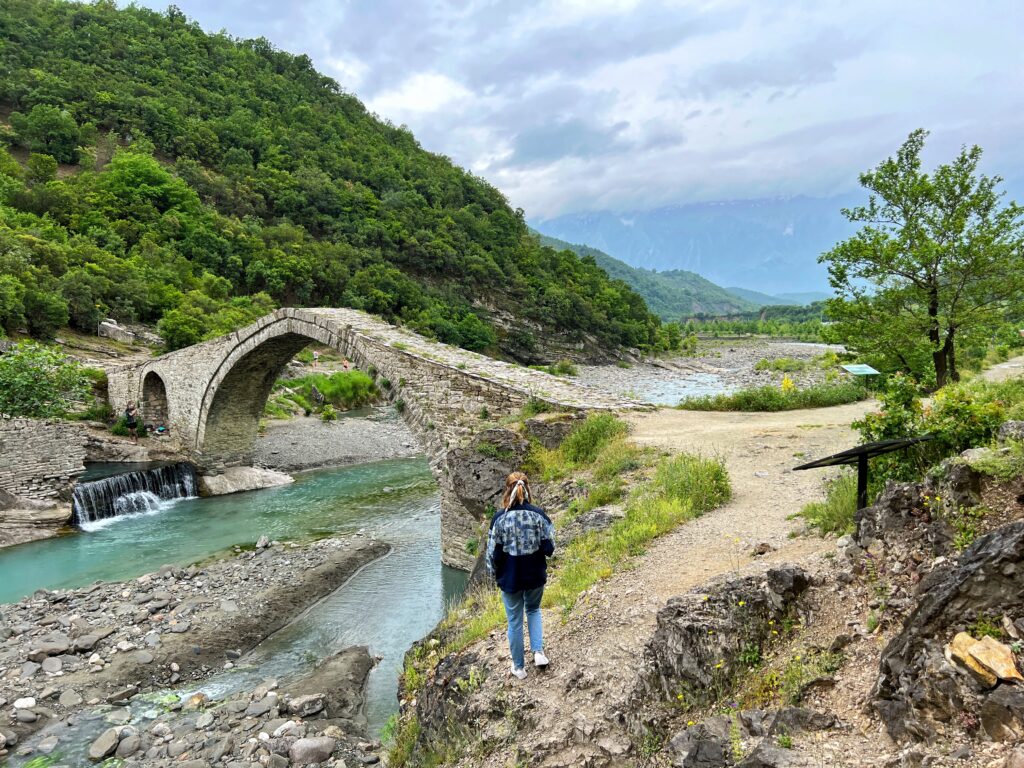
[27,632,70,661]
[41,656,62,674]
[73,634,99,652]
[115,732,141,758]
[289,736,336,765]
[196,711,215,729]
[287,693,325,717]
[59,689,82,707]
[89,727,120,760]
[15,708,37,723]
[13,696,36,709]
[20,661,39,678]
[199,467,294,497]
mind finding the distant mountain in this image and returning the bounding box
[774,291,832,305]
[535,233,754,319]
[724,287,789,307]
[725,287,832,307]
[533,195,857,295]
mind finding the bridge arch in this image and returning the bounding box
[141,371,170,428]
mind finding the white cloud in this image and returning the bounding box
[368,72,473,119]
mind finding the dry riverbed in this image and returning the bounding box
[0,534,390,764]
[576,338,843,405]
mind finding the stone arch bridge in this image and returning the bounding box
[107,308,639,568]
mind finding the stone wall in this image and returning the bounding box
[0,418,87,501]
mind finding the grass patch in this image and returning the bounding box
[679,382,867,412]
[742,649,844,708]
[796,472,858,536]
[530,358,579,377]
[545,453,730,613]
[965,440,1024,481]
[754,357,807,373]
[527,413,629,481]
[265,370,377,419]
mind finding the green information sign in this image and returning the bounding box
[841,363,880,376]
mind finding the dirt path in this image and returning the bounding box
[469,399,876,766]
[982,354,1024,382]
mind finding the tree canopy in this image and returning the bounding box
[0,0,661,356]
[821,129,1024,387]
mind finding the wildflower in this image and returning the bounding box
[677,694,684,700]
[687,720,696,726]
[738,600,746,607]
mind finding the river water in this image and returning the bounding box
[0,457,466,745]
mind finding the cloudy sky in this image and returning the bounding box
[135,0,1024,219]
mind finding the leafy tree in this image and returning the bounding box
[0,341,91,417]
[26,153,57,184]
[10,104,80,162]
[821,130,1024,387]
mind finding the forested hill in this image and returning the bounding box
[534,233,754,319]
[0,0,659,358]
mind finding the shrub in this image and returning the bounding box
[321,404,337,421]
[264,370,378,419]
[110,418,131,437]
[561,413,628,464]
[0,341,91,418]
[754,357,807,373]
[679,382,866,412]
[796,472,858,535]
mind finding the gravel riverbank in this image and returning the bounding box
[0,534,388,761]
[576,339,844,405]
[255,407,420,471]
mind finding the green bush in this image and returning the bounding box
[0,341,91,418]
[265,370,378,419]
[321,404,337,421]
[110,418,131,436]
[854,373,1024,487]
[560,414,629,464]
[797,473,858,536]
[679,382,866,412]
[754,357,807,373]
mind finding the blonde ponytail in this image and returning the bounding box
[502,471,531,510]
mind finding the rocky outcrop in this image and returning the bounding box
[630,567,812,727]
[872,521,1024,742]
[198,466,294,496]
[524,412,584,449]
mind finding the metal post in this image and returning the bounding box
[857,453,869,510]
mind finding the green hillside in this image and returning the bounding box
[0,0,660,358]
[724,286,789,307]
[535,233,754,319]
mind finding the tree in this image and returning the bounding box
[10,104,81,163]
[821,129,1024,387]
[0,341,91,418]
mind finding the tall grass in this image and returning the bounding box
[796,472,858,535]
[545,452,730,613]
[265,370,378,418]
[679,382,867,412]
[528,413,629,480]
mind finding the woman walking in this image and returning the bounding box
[486,471,555,679]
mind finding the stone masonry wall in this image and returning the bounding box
[0,418,87,501]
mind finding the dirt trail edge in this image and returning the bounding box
[465,399,876,767]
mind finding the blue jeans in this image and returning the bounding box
[501,586,544,669]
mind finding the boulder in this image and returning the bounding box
[873,521,1024,742]
[523,412,584,450]
[443,428,530,518]
[198,467,294,497]
[998,421,1024,443]
[88,727,120,761]
[968,635,1024,683]
[288,736,336,765]
[981,685,1024,741]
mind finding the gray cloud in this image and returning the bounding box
[129,0,1024,218]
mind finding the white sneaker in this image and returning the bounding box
[510,664,527,680]
[534,651,550,668]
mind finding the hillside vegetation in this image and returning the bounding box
[535,232,753,318]
[0,0,661,357]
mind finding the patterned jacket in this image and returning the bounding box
[485,502,555,593]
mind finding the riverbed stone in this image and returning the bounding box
[20,661,39,678]
[41,656,62,674]
[15,708,38,723]
[115,732,142,758]
[89,727,120,760]
[27,632,70,660]
[196,711,215,729]
[289,736,336,765]
[59,688,82,707]
[13,696,35,709]
[287,693,325,717]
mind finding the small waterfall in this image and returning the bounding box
[72,463,198,526]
